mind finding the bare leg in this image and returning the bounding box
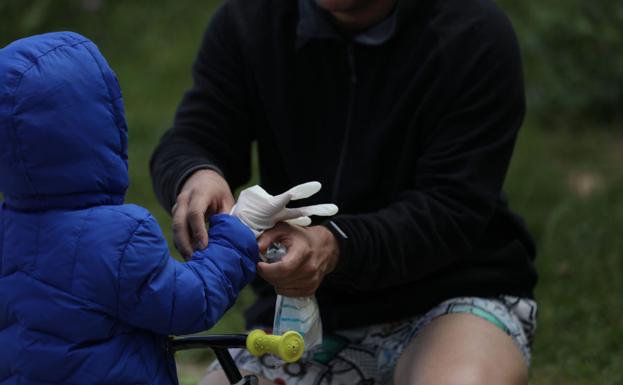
[393,313,528,385]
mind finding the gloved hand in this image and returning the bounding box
[231,181,338,237]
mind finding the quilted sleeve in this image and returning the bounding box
[0,204,3,272]
[117,213,258,335]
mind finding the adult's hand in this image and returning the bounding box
[257,223,339,297]
[172,169,235,259]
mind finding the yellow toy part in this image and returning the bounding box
[246,329,305,363]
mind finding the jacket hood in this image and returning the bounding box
[0,32,128,211]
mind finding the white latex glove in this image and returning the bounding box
[231,181,338,237]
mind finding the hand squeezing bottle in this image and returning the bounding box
[231,181,337,350]
[264,242,323,349]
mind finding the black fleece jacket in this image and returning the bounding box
[150,0,538,330]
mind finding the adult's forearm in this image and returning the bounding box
[324,191,492,291]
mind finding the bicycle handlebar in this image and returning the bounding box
[169,334,247,352]
[169,330,305,363]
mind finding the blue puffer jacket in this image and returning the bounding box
[0,32,259,385]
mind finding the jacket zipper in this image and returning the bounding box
[331,43,358,203]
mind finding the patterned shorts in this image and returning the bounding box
[204,296,537,385]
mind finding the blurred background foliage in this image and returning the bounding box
[496,0,623,126]
[3,0,623,127]
[1,1,622,384]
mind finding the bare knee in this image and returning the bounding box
[396,363,525,385]
[396,362,527,385]
[393,314,528,385]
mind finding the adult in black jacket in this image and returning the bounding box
[151,0,538,384]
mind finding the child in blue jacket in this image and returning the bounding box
[0,32,260,385]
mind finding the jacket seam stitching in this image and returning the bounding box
[8,38,90,199]
[2,269,115,315]
[80,42,125,160]
[8,190,124,200]
[168,250,177,333]
[116,216,148,318]
[69,208,94,293]
[0,206,4,273]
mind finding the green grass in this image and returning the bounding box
[2,2,622,384]
[508,125,623,384]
